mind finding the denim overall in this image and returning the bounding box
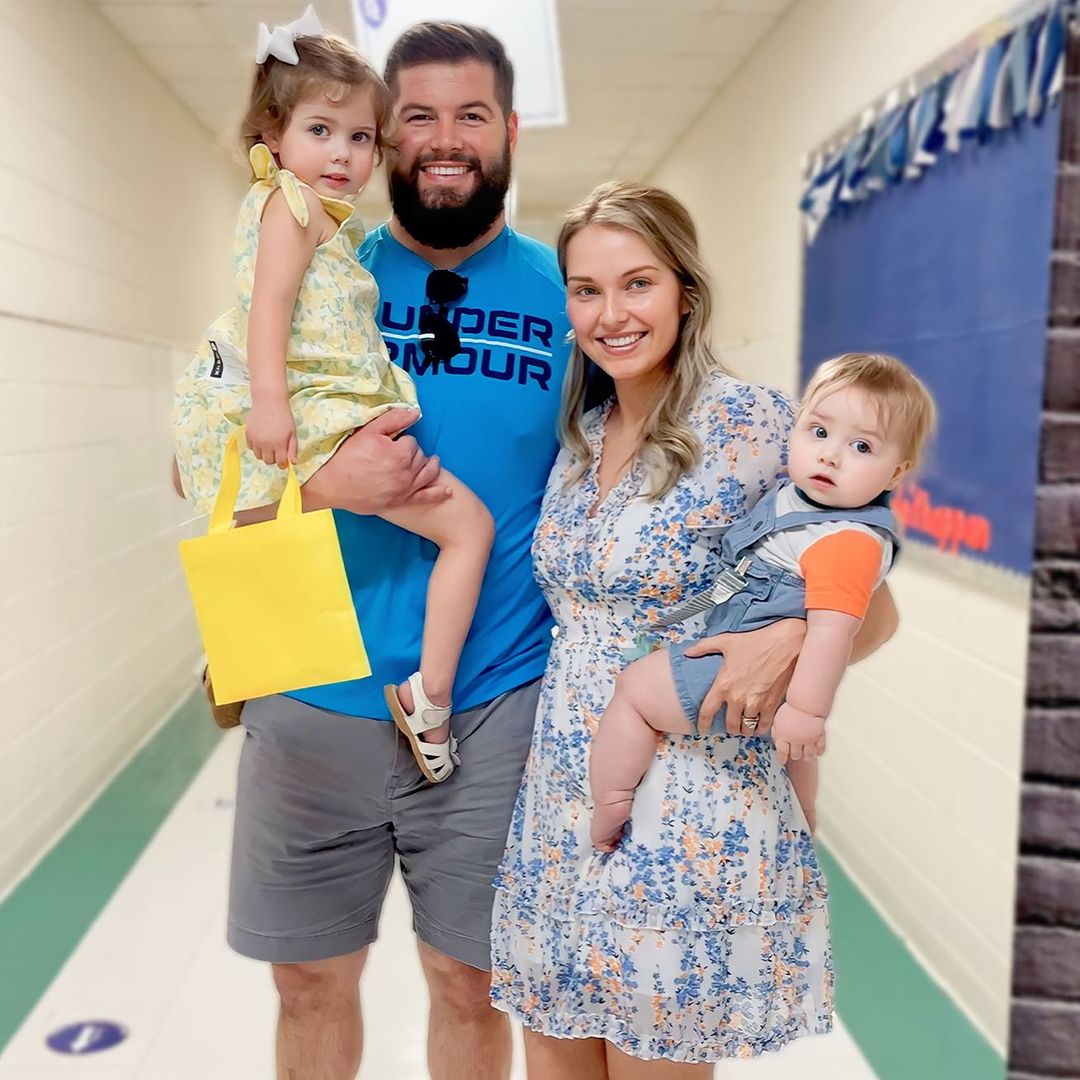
[668,482,901,730]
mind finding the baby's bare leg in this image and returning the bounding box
[786,757,819,834]
[589,649,695,851]
[381,473,494,741]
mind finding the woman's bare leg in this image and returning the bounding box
[522,1029,607,1080]
[786,756,819,833]
[589,649,695,851]
[605,1042,713,1078]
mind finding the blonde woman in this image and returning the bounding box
[489,183,898,1075]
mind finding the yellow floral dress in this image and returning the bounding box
[173,144,418,514]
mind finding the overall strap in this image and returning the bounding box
[772,502,899,537]
[719,485,784,561]
[729,487,903,564]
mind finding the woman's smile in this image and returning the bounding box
[566,224,685,389]
[596,330,648,355]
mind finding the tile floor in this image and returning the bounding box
[0,734,879,1079]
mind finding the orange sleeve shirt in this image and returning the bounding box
[798,529,886,619]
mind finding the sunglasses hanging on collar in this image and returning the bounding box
[418,269,469,367]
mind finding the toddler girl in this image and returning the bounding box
[589,353,936,848]
[174,8,492,783]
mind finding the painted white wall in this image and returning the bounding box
[651,0,1026,1052]
[0,0,242,898]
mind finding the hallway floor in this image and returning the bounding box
[0,732,878,1079]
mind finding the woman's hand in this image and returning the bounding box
[683,618,806,736]
[246,398,297,469]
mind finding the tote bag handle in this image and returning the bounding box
[208,429,302,535]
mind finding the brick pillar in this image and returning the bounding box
[1007,22,1080,1080]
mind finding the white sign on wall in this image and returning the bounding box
[351,0,566,127]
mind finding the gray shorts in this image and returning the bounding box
[227,679,540,970]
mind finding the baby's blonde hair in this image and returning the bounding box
[801,353,936,467]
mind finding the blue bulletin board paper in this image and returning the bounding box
[800,103,1061,576]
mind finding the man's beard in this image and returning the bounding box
[389,145,511,250]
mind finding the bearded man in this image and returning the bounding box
[225,22,571,1080]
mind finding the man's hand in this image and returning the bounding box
[683,618,805,736]
[302,407,450,516]
[771,702,826,764]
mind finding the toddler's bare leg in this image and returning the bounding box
[786,756,819,834]
[381,473,494,744]
[590,649,695,851]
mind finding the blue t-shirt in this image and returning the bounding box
[289,223,571,718]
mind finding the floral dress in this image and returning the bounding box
[490,371,834,1063]
[173,144,417,514]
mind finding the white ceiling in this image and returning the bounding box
[96,0,794,219]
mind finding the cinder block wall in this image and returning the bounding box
[0,0,241,899]
[1008,22,1080,1080]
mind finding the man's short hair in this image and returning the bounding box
[384,22,514,117]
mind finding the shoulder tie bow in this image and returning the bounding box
[248,143,310,226]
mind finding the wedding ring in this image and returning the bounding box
[742,716,759,732]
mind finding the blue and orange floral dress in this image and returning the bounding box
[490,370,834,1062]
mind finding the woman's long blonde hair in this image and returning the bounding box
[556,181,725,500]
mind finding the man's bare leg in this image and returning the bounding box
[418,941,511,1080]
[272,949,368,1080]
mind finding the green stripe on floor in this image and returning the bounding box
[819,846,1005,1080]
[0,691,221,1052]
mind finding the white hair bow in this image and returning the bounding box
[255,5,324,66]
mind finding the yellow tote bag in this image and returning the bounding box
[178,430,370,705]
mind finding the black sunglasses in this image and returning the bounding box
[419,269,468,367]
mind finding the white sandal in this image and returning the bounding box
[384,673,459,783]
